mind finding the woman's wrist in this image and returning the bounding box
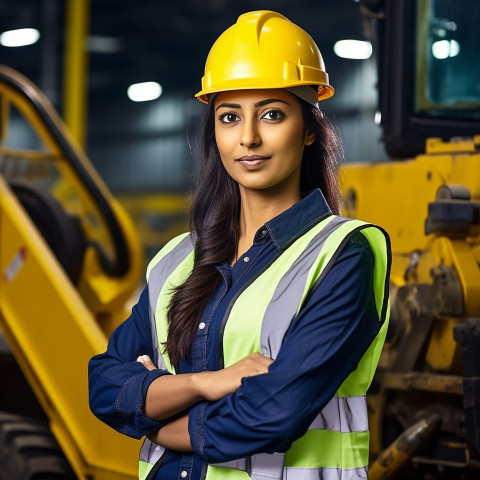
[144,372,210,420]
[189,371,212,400]
[148,415,192,452]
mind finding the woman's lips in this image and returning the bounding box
[236,155,271,169]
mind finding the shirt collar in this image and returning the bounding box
[256,188,333,250]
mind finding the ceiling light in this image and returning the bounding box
[334,39,372,60]
[432,39,460,59]
[0,28,40,47]
[127,82,162,102]
[88,35,123,54]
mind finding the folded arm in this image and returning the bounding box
[89,286,272,442]
[88,287,172,439]
[140,351,272,451]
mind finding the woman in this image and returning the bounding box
[89,10,391,480]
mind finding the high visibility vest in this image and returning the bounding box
[139,215,390,480]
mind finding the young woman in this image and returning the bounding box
[89,10,391,480]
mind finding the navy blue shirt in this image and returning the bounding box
[89,189,382,480]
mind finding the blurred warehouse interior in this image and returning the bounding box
[0,0,386,263]
[2,3,480,478]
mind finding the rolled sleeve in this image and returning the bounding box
[189,234,382,462]
[189,401,208,460]
[88,286,172,439]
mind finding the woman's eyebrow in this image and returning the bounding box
[215,98,290,111]
[215,103,240,111]
[254,98,290,107]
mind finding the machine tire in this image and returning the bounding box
[0,412,76,480]
[9,181,87,285]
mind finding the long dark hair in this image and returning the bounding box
[165,98,344,367]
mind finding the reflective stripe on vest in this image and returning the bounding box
[146,232,195,369]
[139,232,196,480]
[142,215,390,480]
[309,395,368,433]
[139,442,166,480]
[284,466,368,479]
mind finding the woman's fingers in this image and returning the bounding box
[137,354,157,371]
[226,352,273,378]
[193,352,274,401]
[246,352,273,372]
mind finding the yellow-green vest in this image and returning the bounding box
[139,215,390,480]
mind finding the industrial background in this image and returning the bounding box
[0,1,479,479]
[0,0,386,259]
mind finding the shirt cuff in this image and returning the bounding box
[188,400,208,461]
[116,368,172,438]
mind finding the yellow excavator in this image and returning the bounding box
[343,0,480,478]
[0,0,479,479]
[0,65,141,479]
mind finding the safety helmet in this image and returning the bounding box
[195,10,334,104]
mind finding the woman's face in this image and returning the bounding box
[213,89,314,196]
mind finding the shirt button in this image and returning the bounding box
[262,230,267,236]
[198,322,206,330]
[180,471,188,478]
[243,256,250,263]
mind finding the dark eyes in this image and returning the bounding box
[262,110,284,121]
[219,113,239,124]
[218,109,285,124]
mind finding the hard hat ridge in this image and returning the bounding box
[236,10,282,43]
[195,10,334,104]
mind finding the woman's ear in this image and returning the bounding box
[304,129,315,146]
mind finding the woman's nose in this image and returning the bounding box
[240,119,261,148]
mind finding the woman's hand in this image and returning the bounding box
[137,352,272,402]
[137,355,156,370]
[194,352,273,402]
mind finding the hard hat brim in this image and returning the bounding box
[195,82,334,104]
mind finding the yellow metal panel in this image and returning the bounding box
[0,66,143,320]
[341,155,447,254]
[341,151,480,255]
[425,318,461,372]
[0,177,138,479]
[0,73,120,270]
[426,137,476,155]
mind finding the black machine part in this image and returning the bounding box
[453,318,480,462]
[0,412,76,480]
[9,181,86,285]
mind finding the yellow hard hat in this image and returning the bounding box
[195,10,334,104]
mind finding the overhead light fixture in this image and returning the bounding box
[432,39,460,59]
[334,39,372,60]
[0,28,40,47]
[88,35,123,54]
[127,82,162,102]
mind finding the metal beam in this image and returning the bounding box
[63,0,90,149]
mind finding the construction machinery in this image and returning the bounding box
[341,0,480,478]
[0,65,143,479]
[1,0,480,479]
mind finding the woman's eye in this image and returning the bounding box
[219,113,239,124]
[263,110,284,121]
